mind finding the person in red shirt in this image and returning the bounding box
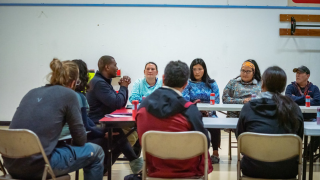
[136,60,213,178]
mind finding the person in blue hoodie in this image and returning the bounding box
[285,65,320,158]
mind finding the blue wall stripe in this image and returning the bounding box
[0,3,320,10]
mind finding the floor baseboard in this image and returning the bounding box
[0,121,10,126]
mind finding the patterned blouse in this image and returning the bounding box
[182,80,220,117]
[222,77,261,117]
[129,77,162,103]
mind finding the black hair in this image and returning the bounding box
[98,55,114,72]
[237,59,261,82]
[145,62,158,71]
[190,58,215,89]
[262,66,300,133]
[164,60,189,88]
[72,59,89,94]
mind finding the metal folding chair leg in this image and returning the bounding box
[229,131,232,160]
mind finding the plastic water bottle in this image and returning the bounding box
[132,100,139,118]
[317,107,320,125]
[306,95,311,107]
[210,93,215,105]
[251,94,256,100]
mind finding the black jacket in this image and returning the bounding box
[86,71,128,123]
[236,97,304,179]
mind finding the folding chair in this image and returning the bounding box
[0,129,70,180]
[141,131,208,180]
[237,132,302,180]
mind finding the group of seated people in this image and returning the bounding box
[2,55,320,180]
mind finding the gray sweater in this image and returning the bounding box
[3,85,86,178]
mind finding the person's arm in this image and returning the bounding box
[66,93,87,146]
[129,79,142,103]
[182,83,191,101]
[183,104,210,147]
[212,82,220,104]
[236,104,248,139]
[94,80,128,110]
[310,86,320,106]
[222,80,244,104]
[285,85,305,104]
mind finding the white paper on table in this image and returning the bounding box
[105,114,132,118]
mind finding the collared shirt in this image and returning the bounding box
[129,77,162,103]
[256,91,273,99]
[162,85,183,96]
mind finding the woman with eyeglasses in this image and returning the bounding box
[182,58,221,164]
[129,62,162,103]
[222,59,262,118]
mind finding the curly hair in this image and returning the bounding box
[72,59,89,94]
[164,60,189,88]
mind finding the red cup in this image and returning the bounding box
[210,93,215,105]
[132,100,139,118]
[117,69,121,76]
[306,95,310,107]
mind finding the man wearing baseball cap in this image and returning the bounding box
[285,65,320,158]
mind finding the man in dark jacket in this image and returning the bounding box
[285,66,320,155]
[87,55,131,123]
[285,66,320,120]
[136,60,213,178]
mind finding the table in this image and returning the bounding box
[100,109,135,180]
[197,103,320,113]
[303,122,320,180]
[203,117,238,129]
[197,103,243,111]
[100,110,319,180]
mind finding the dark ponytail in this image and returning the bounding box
[262,66,299,132]
[72,59,90,94]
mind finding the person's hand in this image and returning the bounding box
[119,76,131,87]
[104,132,119,139]
[193,99,201,104]
[292,94,295,96]
[243,98,251,104]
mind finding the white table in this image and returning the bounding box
[203,117,238,129]
[303,122,320,180]
[197,103,320,113]
[197,103,243,111]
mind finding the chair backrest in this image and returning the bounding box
[0,129,45,158]
[0,129,56,179]
[142,131,208,159]
[237,132,302,163]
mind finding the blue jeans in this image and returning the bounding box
[50,143,104,180]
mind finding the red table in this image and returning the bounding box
[99,108,136,180]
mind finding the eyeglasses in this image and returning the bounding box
[76,79,81,86]
[240,69,253,74]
